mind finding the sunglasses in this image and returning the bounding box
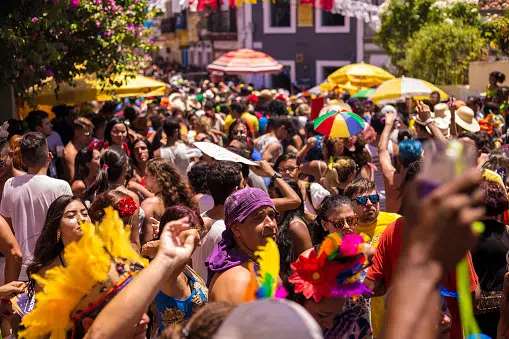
[278,166,298,173]
[232,129,246,135]
[327,215,359,230]
[352,194,380,206]
[0,160,5,168]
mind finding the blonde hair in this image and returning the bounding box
[323,157,357,195]
[9,135,25,171]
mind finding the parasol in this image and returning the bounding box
[207,49,283,75]
[371,76,448,105]
[314,110,365,138]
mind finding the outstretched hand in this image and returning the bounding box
[156,217,198,275]
[402,169,485,273]
[415,100,432,123]
[250,160,276,177]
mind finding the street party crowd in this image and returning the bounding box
[0,69,507,339]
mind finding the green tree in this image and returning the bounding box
[0,0,159,96]
[402,23,486,84]
[482,10,509,57]
[375,0,483,74]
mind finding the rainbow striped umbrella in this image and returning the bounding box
[207,49,283,75]
[314,110,365,138]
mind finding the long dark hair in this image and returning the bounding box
[130,138,154,170]
[104,117,128,146]
[310,195,353,246]
[269,177,307,276]
[26,195,86,297]
[83,145,130,198]
[73,147,95,182]
[147,158,192,208]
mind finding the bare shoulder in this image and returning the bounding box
[209,265,252,303]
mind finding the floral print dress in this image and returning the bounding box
[154,266,208,332]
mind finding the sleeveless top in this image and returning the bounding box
[366,141,394,212]
[255,134,282,156]
[154,266,208,331]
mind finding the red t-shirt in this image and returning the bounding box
[367,217,479,339]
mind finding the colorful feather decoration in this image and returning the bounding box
[243,238,280,301]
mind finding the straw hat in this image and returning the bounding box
[434,103,451,121]
[169,92,183,103]
[433,117,450,137]
[187,97,202,111]
[455,106,480,133]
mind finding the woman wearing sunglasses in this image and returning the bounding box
[309,195,372,339]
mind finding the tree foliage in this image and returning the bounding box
[0,0,159,95]
[375,0,484,75]
[482,10,509,57]
[403,23,486,85]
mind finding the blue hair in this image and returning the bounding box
[398,140,422,167]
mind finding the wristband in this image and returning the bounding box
[424,118,433,125]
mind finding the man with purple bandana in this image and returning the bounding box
[206,188,278,303]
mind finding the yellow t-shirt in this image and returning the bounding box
[224,112,260,134]
[356,211,400,338]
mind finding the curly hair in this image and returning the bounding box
[147,158,192,208]
[8,134,25,171]
[188,162,211,195]
[323,156,357,195]
[160,302,235,339]
[88,190,129,223]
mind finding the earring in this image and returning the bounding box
[56,230,61,243]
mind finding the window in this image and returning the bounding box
[270,60,295,90]
[321,11,345,27]
[271,0,291,27]
[315,60,350,85]
[263,0,296,34]
[315,7,349,33]
[322,66,338,79]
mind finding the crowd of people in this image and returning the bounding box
[0,69,507,339]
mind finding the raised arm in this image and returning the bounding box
[416,101,447,146]
[85,218,198,339]
[250,161,301,212]
[378,112,397,187]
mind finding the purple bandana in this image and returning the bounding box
[205,188,275,285]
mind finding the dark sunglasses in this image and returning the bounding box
[327,215,359,230]
[352,194,380,206]
[232,129,246,135]
[278,166,298,173]
[0,160,5,168]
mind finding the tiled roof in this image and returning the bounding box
[479,0,509,10]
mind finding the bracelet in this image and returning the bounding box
[424,118,433,125]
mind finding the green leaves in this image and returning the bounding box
[375,0,485,79]
[0,0,159,96]
[402,23,487,85]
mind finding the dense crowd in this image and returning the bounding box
[0,70,507,339]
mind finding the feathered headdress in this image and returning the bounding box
[19,207,148,339]
[243,238,287,301]
[289,233,372,303]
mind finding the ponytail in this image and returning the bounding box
[83,165,109,198]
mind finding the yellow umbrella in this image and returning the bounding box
[371,76,448,104]
[327,62,395,88]
[319,81,360,94]
[28,73,168,106]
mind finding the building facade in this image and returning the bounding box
[236,1,365,89]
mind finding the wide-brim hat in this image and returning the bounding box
[187,97,202,111]
[434,117,451,138]
[455,106,480,133]
[434,103,451,121]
